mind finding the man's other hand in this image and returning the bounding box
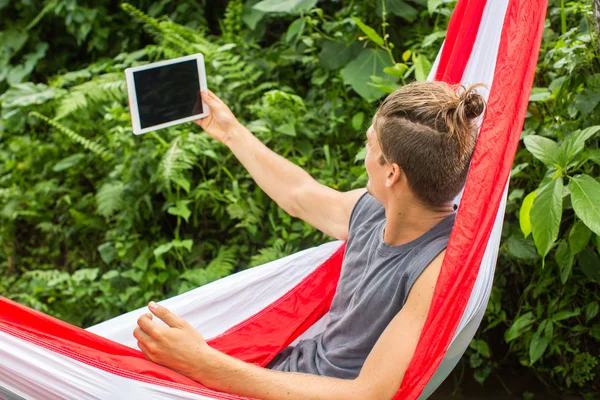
[194,90,241,145]
[134,301,210,380]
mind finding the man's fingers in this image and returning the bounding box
[133,326,152,343]
[202,89,225,106]
[201,90,218,106]
[137,340,154,361]
[137,313,162,337]
[207,89,224,104]
[148,301,184,329]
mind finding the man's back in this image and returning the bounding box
[268,193,455,378]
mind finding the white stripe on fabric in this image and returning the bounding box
[446,0,509,339]
[450,0,510,207]
[88,241,342,348]
[420,1,510,398]
[0,331,219,400]
[419,183,508,399]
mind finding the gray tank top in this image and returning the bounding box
[268,193,455,378]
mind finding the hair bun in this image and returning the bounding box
[460,89,485,119]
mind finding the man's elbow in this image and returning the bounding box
[284,186,304,219]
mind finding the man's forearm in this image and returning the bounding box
[224,124,314,217]
[192,347,369,400]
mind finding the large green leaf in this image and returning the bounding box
[285,18,305,43]
[427,0,443,13]
[168,200,192,223]
[585,302,599,323]
[505,312,534,343]
[519,190,536,238]
[319,41,362,71]
[505,236,539,261]
[154,243,173,257]
[341,48,394,102]
[351,17,384,46]
[253,0,317,14]
[588,149,600,166]
[559,125,600,166]
[413,54,432,81]
[53,153,85,172]
[530,177,563,258]
[573,74,600,115]
[523,135,561,167]
[242,0,266,29]
[376,0,419,21]
[569,221,592,255]
[0,29,28,71]
[529,331,548,365]
[555,240,574,284]
[552,308,581,321]
[98,242,115,265]
[7,42,48,85]
[0,82,59,108]
[578,249,600,282]
[569,174,600,236]
[529,88,552,102]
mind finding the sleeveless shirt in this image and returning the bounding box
[267,193,455,378]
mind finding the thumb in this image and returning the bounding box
[148,301,184,329]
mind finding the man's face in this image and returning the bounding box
[364,125,388,201]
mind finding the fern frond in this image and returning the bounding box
[158,137,195,185]
[221,0,244,43]
[30,112,113,161]
[204,245,238,274]
[96,181,125,217]
[249,241,296,268]
[180,245,238,287]
[121,3,163,37]
[21,269,69,286]
[122,3,216,57]
[55,91,87,120]
[55,73,126,120]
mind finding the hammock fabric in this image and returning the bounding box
[0,0,546,398]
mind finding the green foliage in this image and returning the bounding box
[470,0,599,394]
[0,0,598,396]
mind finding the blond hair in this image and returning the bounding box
[374,81,486,206]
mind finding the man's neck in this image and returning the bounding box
[382,197,455,247]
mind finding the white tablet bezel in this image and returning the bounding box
[125,53,209,135]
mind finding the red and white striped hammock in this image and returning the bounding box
[0,0,547,398]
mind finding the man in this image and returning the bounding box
[134,81,485,399]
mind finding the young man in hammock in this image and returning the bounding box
[133,81,485,399]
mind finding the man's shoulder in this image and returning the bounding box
[348,193,385,234]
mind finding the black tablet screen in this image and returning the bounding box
[133,60,202,129]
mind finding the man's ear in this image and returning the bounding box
[385,163,402,188]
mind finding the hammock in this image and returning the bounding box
[0,0,546,398]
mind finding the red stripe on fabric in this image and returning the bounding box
[395,1,547,398]
[434,0,487,84]
[207,243,345,366]
[0,297,246,398]
[0,243,344,398]
[0,323,248,400]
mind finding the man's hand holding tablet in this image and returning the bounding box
[193,90,242,146]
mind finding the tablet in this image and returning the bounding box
[125,53,209,135]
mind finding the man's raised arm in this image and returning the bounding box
[196,90,365,241]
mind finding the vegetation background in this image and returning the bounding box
[0,0,598,398]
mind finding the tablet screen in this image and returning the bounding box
[133,59,202,129]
